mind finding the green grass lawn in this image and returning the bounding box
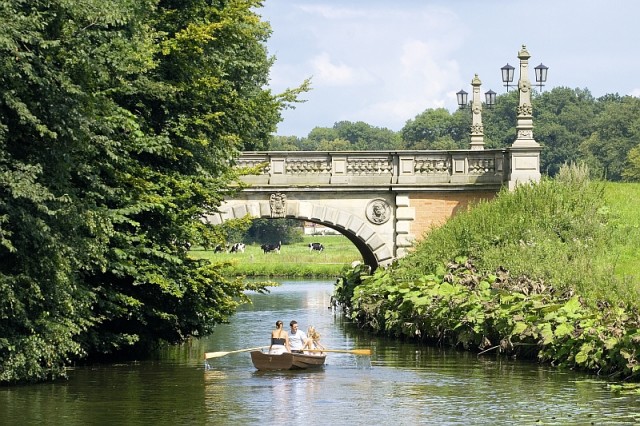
[604,182,640,282]
[189,235,363,277]
[189,182,640,282]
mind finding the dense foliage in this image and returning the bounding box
[395,164,635,304]
[348,259,640,380]
[335,166,640,378]
[0,0,301,383]
[271,89,640,182]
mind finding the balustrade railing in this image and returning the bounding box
[236,150,507,186]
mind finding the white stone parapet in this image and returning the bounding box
[236,150,509,187]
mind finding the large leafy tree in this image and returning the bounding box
[0,0,297,383]
[401,108,468,150]
[245,218,303,245]
[331,121,401,150]
[623,145,640,182]
[300,121,400,151]
[580,95,640,181]
[482,90,519,149]
[533,88,597,176]
[269,135,302,151]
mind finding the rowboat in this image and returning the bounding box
[250,350,326,371]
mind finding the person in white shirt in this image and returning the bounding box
[289,320,308,353]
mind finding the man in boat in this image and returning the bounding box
[289,320,309,354]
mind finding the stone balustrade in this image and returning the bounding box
[236,150,508,187]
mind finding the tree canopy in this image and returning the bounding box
[0,0,302,383]
[272,88,640,182]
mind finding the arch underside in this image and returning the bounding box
[206,200,395,270]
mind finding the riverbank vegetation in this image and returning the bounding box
[190,235,362,278]
[335,166,640,379]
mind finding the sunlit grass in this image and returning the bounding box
[190,235,363,277]
[603,182,640,282]
[395,169,640,307]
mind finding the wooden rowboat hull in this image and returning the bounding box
[250,351,326,371]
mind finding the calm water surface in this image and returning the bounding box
[2,280,640,425]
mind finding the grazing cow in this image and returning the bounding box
[260,241,281,254]
[213,244,225,253]
[308,242,324,252]
[229,243,245,253]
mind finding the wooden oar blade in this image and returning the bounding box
[204,351,229,359]
[204,346,266,360]
[306,348,371,356]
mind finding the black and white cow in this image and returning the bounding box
[308,242,324,252]
[229,243,245,253]
[261,241,281,254]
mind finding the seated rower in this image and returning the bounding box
[289,320,308,353]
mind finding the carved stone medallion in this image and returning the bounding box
[366,199,391,225]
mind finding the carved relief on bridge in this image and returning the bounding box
[269,193,287,218]
[366,199,391,225]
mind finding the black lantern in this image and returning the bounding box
[484,89,496,108]
[501,63,515,91]
[534,63,549,91]
[456,89,468,108]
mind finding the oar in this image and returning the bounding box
[305,348,371,356]
[204,346,267,359]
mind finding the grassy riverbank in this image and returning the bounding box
[335,166,640,379]
[603,181,640,282]
[393,169,640,306]
[189,235,362,277]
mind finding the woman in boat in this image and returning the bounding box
[269,320,290,354]
[304,326,325,352]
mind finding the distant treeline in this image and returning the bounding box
[270,88,640,182]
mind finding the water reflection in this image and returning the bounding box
[2,280,640,425]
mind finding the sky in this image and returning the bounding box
[257,0,640,138]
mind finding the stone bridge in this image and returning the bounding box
[206,46,545,270]
[205,147,540,271]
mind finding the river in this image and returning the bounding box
[1,280,640,425]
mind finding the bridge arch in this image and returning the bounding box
[205,198,394,270]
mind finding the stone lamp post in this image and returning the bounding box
[457,74,495,151]
[508,45,542,190]
[469,74,485,150]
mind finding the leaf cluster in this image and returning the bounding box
[349,259,640,379]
